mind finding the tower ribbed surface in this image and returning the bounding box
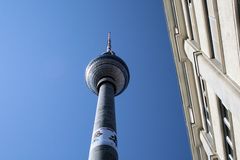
[85,52,130,96]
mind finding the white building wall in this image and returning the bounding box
[192,0,213,58]
[217,0,240,84]
[164,0,240,159]
[205,83,225,159]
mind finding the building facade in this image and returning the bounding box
[163,0,240,160]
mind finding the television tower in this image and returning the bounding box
[85,33,130,160]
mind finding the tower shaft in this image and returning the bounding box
[89,82,118,160]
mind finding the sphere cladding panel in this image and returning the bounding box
[85,54,129,96]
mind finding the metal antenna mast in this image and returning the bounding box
[107,32,111,52]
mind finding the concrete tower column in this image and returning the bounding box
[89,82,118,160]
[85,33,129,160]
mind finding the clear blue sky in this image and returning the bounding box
[0,0,191,159]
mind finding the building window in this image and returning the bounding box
[170,0,179,34]
[185,0,200,44]
[185,0,193,39]
[238,0,240,13]
[238,0,240,18]
[204,0,223,65]
[218,99,236,160]
[199,77,214,143]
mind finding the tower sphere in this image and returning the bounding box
[85,51,130,96]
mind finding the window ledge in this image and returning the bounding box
[200,130,216,156]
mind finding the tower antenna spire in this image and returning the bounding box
[107,32,111,52]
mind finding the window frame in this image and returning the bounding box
[199,76,215,147]
[185,0,200,45]
[203,0,226,73]
[218,99,237,160]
